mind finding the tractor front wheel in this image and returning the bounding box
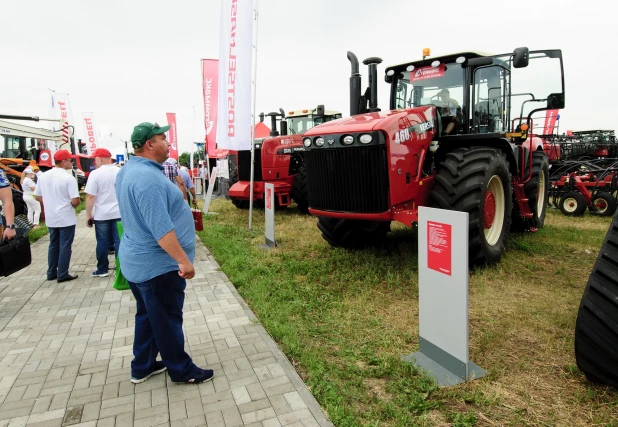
[230,197,250,210]
[559,192,587,216]
[291,163,309,214]
[430,147,512,266]
[317,217,390,248]
[589,192,618,217]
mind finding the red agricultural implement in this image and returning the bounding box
[302,47,564,265]
[545,130,618,216]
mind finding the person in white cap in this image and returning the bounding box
[21,167,41,228]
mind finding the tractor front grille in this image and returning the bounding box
[306,145,389,213]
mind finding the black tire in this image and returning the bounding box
[574,211,618,387]
[12,188,28,217]
[317,217,391,248]
[512,151,550,231]
[230,197,250,209]
[559,192,587,216]
[589,192,618,217]
[430,147,512,266]
[290,163,309,214]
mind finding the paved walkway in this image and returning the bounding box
[0,212,332,427]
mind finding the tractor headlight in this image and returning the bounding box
[359,134,373,144]
[341,135,354,145]
[315,137,325,147]
[303,138,312,147]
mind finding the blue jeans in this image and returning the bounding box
[48,225,76,280]
[94,219,120,274]
[128,271,199,382]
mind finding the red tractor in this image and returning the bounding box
[303,48,565,265]
[227,106,342,212]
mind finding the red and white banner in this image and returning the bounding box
[217,0,254,151]
[81,112,99,155]
[166,113,179,160]
[53,93,75,154]
[411,64,445,82]
[543,109,559,135]
[202,59,219,157]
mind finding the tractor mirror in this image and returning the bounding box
[316,105,325,116]
[513,47,529,68]
[547,93,565,109]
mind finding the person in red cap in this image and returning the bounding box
[33,149,81,282]
[85,148,121,277]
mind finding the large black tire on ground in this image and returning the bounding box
[230,197,250,209]
[559,191,587,216]
[317,217,391,248]
[512,151,550,231]
[589,192,618,217]
[12,188,27,217]
[290,164,309,214]
[430,147,512,266]
[574,212,618,388]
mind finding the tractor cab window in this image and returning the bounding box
[394,62,465,134]
[287,114,342,135]
[471,66,507,133]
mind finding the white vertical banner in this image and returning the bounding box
[217,0,254,151]
[81,112,99,155]
[48,90,58,157]
[54,93,75,153]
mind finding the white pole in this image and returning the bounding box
[248,0,260,230]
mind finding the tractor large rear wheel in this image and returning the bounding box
[574,212,618,387]
[430,147,512,266]
[291,163,309,214]
[512,151,550,231]
[317,217,391,248]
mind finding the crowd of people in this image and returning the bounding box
[0,121,213,384]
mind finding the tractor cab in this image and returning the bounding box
[386,48,565,139]
[285,106,342,135]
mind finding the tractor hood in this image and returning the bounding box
[304,108,436,136]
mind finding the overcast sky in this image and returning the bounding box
[2,0,617,156]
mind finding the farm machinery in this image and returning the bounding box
[544,130,618,216]
[227,106,342,212]
[302,47,565,265]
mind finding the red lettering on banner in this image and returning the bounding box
[427,221,452,275]
[227,0,238,137]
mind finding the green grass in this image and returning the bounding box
[27,194,86,244]
[197,201,618,426]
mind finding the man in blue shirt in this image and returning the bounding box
[178,166,197,207]
[116,122,213,384]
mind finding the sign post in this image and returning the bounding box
[402,206,485,386]
[203,168,218,215]
[261,182,276,249]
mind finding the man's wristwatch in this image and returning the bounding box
[5,224,15,229]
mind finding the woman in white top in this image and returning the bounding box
[22,167,41,228]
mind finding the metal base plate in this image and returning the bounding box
[401,352,485,387]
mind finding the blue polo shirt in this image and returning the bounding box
[116,156,196,283]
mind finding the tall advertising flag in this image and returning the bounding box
[81,113,99,155]
[54,93,75,153]
[543,109,559,135]
[217,0,254,151]
[166,113,179,160]
[202,59,219,157]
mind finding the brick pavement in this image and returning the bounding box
[0,212,332,427]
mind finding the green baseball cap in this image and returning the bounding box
[130,122,171,149]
